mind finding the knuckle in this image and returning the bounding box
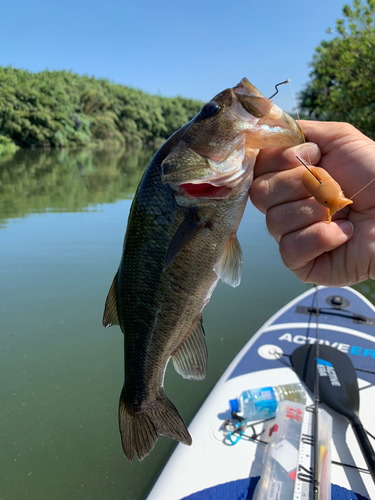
[249,177,271,213]
[340,122,357,135]
[279,234,299,270]
[266,204,287,241]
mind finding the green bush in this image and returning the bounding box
[300,0,375,139]
[0,134,19,157]
[0,67,203,149]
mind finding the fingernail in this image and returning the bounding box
[336,220,354,236]
[297,143,321,165]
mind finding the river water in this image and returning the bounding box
[1,147,374,500]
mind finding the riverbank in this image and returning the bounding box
[0,67,203,151]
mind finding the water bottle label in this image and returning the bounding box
[252,387,277,417]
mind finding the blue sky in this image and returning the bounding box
[2,0,349,112]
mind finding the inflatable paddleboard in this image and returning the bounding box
[147,286,375,500]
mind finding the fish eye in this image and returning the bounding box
[200,101,221,119]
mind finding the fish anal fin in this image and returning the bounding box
[119,389,191,462]
[102,271,120,327]
[172,316,207,381]
[213,233,243,288]
[163,208,204,271]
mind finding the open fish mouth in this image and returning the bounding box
[174,183,233,199]
[162,134,254,197]
[161,78,304,198]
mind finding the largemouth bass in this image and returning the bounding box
[103,78,304,462]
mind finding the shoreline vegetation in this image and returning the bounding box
[3,0,374,160]
[0,67,203,156]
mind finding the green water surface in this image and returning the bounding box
[1,148,374,500]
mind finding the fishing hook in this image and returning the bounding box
[296,156,323,185]
[268,79,291,100]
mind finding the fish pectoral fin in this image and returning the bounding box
[213,233,243,288]
[172,316,207,381]
[102,271,120,327]
[163,208,204,271]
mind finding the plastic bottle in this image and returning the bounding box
[229,383,306,421]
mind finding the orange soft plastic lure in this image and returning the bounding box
[296,157,353,223]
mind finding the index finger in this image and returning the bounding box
[299,120,368,154]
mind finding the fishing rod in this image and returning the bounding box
[313,286,320,500]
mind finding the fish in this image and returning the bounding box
[102,77,304,462]
[297,157,353,223]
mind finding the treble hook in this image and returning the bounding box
[268,79,291,100]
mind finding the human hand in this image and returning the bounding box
[250,121,375,286]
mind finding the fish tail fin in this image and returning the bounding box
[119,389,192,462]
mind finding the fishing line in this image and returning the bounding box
[288,79,314,174]
[349,177,375,200]
[270,79,315,173]
[288,80,300,121]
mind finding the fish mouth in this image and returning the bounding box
[161,78,304,199]
[162,134,252,194]
[173,183,233,199]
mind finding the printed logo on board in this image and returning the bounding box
[277,332,375,360]
[317,358,341,387]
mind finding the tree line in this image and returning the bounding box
[0,67,203,151]
[300,0,375,140]
[1,0,374,154]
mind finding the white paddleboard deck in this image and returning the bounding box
[147,286,375,500]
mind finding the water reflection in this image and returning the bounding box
[0,146,156,225]
[354,280,375,303]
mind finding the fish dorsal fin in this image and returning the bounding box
[213,233,243,288]
[172,316,207,381]
[163,208,204,271]
[102,271,120,327]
